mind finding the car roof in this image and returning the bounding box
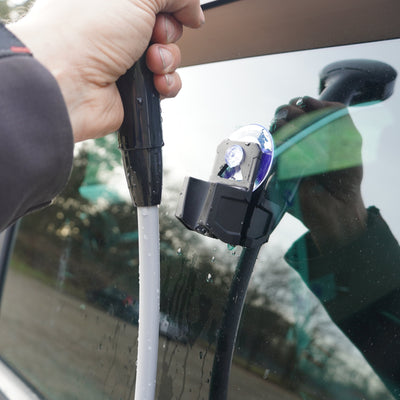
[179,0,400,66]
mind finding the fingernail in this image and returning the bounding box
[159,47,173,71]
[275,108,288,119]
[200,9,206,25]
[165,73,173,86]
[296,97,306,108]
[165,15,173,43]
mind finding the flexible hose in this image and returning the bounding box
[209,245,261,400]
[134,206,160,400]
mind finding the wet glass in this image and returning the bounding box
[0,34,399,400]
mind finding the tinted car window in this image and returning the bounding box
[0,39,399,400]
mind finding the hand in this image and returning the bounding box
[8,0,204,142]
[271,96,367,253]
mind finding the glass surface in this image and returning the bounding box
[0,38,399,400]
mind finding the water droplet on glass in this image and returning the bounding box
[211,256,216,263]
[136,97,143,105]
[177,248,182,256]
[206,273,212,283]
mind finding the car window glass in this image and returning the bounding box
[0,38,399,400]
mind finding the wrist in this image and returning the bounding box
[0,22,31,56]
[310,202,368,254]
[7,19,87,141]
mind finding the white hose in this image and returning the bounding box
[135,206,160,400]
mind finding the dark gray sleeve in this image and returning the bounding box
[0,56,74,231]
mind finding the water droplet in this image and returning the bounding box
[136,97,143,105]
[206,273,212,283]
[211,256,216,263]
[177,248,182,256]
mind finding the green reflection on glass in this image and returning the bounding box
[274,107,362,180]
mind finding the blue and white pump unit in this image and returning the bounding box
[176,124,278,248]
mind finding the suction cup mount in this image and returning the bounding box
[219,124,274,191]
[176,125,280,248]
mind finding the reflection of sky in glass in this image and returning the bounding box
[159,41,400,395]
[6,0,27,5]
[162,39,400,243]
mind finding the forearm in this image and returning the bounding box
[0,36,73,231]
[286,206,400,320]
[309,196,368,253]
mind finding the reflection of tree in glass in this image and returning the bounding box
[12,135,295,381]
[0,0,34,21]
[17,134,385,397]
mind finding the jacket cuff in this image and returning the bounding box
[285,207,400,321]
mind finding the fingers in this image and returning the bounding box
[146,42,181,98]
[152,13,183,44]
[289,96,344,111]
[147,14,183,98]
[146,42,181,74]
[146,4,203,99]
[153,71,182,98]
[161,0,205,29]
[270,96,345,132]
[270,104,304,132]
